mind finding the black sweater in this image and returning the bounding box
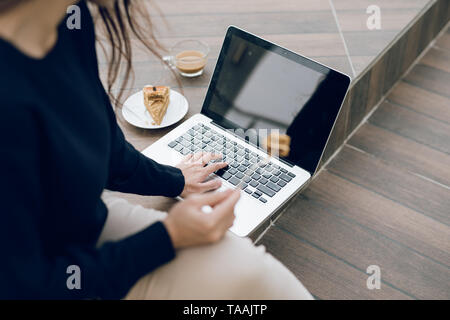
[0,1,184,299]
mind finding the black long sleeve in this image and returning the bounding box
[105,96,184,197]
[0,101,177,299]
[0,0,183,299]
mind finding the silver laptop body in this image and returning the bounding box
[142,26,350,237]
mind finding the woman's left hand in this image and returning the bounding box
[176,152,228,197]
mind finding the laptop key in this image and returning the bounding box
[250,180,259,188]
[277,180,287,187]
[181,148,190,155]
[228,168,237,175]
[280,168,288,174]
[252,173,261,180]
[287,172,296,178]
[270,176,279,183]
[168,141,177,148]
[174,144,183,152]
[221,172,232,180]
[279,173,293,182]
[252,192,260,199]
[244,188,252,194]
[259,197,267,203]
[257,185,275,197]
[238,165,247,172]
[262,172,272,179]
[236,172,244,179]
[259,177,268,185]
[266,181,281,192]
[229,177,240,186]
[180,140,191,148]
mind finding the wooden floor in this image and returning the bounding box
[259,26,450,300]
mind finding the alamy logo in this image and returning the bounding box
[66,5,81,30]
[366,5,381,30]
[366,265,381,289]
[66,265,81,290]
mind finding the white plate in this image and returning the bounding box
[122,87,189,129]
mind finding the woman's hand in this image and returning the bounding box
[176,152,228,197]
[163,189,241,248]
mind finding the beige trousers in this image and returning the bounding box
[99,191,313,300]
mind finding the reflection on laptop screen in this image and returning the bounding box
[205,33,350,173]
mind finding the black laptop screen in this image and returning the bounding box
[202,28,350,174]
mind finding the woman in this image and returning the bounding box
[0,0,313,299]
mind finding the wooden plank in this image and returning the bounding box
[343,31,398,56]
[435,29,450,51]
[133,12,340,39]
[302,170,450,266]
[260,227,412,299]
[337,9,423,32]
[332,0,430,10]
[387,81,450,124]
[369,101,450,154]
[152,0,331,15]
[404,64,450,98]
[273,191,450,299]
[351,55,376,75]
[97,33,349,65]
[328,146,450,225]
[420,47,450,73]
[348,123,450,187]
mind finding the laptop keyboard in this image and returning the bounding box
[167,123,296,203]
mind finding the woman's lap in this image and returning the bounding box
[99,191,313,300]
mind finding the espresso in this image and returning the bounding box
[175,50,207,74]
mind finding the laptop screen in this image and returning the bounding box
[202,27,350,174]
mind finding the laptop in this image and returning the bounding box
[142,26,351,237]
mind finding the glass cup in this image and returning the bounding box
[169,40,209,77]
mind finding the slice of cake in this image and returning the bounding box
[143,86,170,125]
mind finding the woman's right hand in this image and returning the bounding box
[163,189,241,249]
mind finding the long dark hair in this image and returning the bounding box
[92,0,178,106]
[0,0,178,106]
